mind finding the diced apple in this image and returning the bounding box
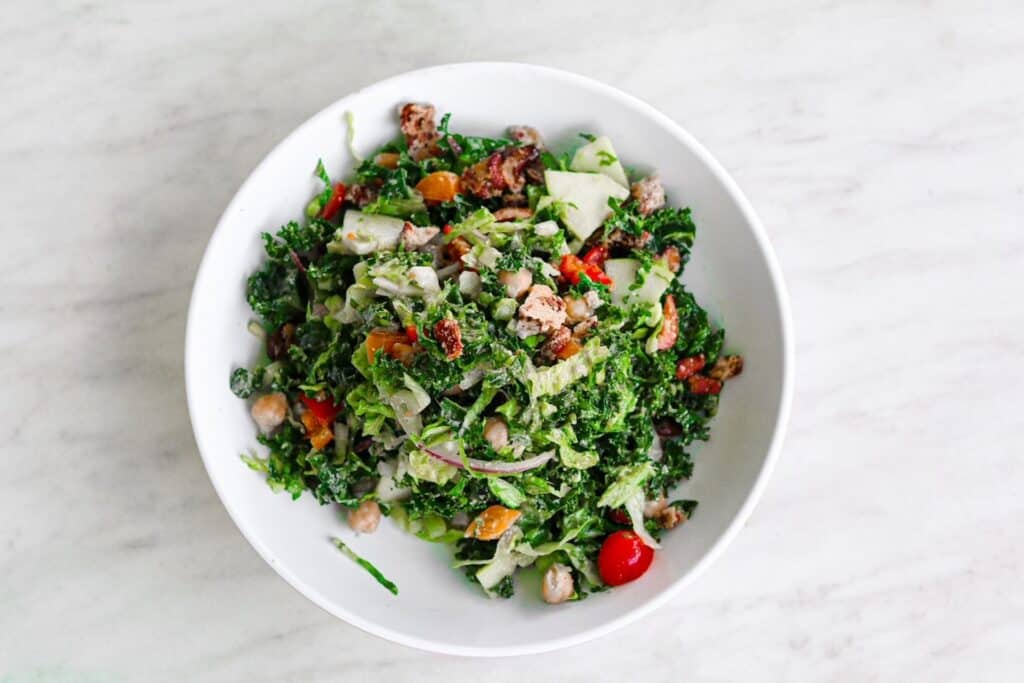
[329,211,405,255]
[544,170,629,242]
[605,258,674,307]
[604,259,638,306]
[570,136,629,188]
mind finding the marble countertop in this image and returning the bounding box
[2,1,1022,680]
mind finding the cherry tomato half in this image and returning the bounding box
[598,530,654,586]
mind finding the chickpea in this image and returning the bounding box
[347,500,381,534]
[562,296,591,323]
[250,392,288,433]
[563,290,600,323]
[498,268,533,299]
[542,563,574,604]
[483,417,509,450]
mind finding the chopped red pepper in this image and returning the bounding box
[320,182,346,221]
[587,267,613,285]
[688,375,723,395]
[559,254,613,286]
[300,394,343,424]
[675,354,706,380]
[405,325,419,343]
[442,223,454,235]
[581,245,608,267]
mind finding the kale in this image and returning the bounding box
[652,439,694,494]
[405,477,492,520]
[671,499,698,517]
[247,258,302,328]
[255,422,312,500]
[306,252,358,289]
[436,113,511,171]
[272,219,334,255]
[494,239,530,272]
[405,350,463,395]
[603,199,696,256]
[453,537,515,598]
[229,366,263,398]
[539,149,571,171]
[296,319,332,354]
[455,537,497,562]
[432,194,478,225]
[314,458,368,507]
[603,197,644,237]
[489,575,515,599]
[645,206,697,253]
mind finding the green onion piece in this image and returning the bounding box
[331,538,398,596]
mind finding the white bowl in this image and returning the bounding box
[185,62,793,656]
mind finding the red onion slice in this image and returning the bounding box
[422,444,554,475]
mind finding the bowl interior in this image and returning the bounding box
[186,63,790,656]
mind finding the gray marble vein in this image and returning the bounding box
[1,0,1022,680]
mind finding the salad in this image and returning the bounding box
[230,103,743,603]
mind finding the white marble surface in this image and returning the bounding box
[2,0,1022,680]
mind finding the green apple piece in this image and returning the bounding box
[604,259,638,306]
[570,136,629,188]
[329,210,405,255]
[605,258,675,307]
[544,170,629,242]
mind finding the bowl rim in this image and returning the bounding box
[185,61,794,657]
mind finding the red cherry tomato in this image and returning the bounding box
[598,530,654,586]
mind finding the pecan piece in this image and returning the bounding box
[708,355,744,381]
[461,145,541,199]
[433,318,463,360]
[400,222,440,250]
[507,125,544,148]
[399,102,440,161]
[538,326,572,363]
[630,175,666,216]
[445,236,471,263]
[493,206,533,222]
[345,182,380,208]
[658,506,687,529]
